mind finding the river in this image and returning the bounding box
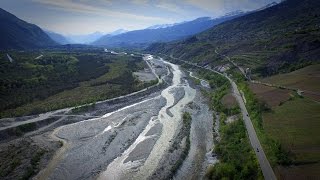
[37,55,213,180]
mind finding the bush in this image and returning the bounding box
[199,70,261,179]
[169,112,192,177]
[210,163,237,180]
[21,150,45,180]
[182,112,192,125]
[209,120,260,180]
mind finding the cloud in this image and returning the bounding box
[155,1,185,14]
[131,0,149,5]
[185,0,281,16]
[185,0,225,14]
[32,0,168,22]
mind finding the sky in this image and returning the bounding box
[0,0,280,35]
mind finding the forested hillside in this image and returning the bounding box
[0,8,57,50]
[148,0,320,76]
[0,49,150,117]
[45,31,70,45]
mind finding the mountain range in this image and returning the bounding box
[0,8,57,50]
[0,6,245,50]
[44,29,128,45]
[92,12,246,48]
[45,30,70,45]
[65,31,105,44]
[147,0,320,76]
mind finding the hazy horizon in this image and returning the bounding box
[0,0,280,35]
[0,1,319,180]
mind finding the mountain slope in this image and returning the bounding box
[45,31,69,45]
[0,8,57,50]
[109,29,128,36]
[92,13,245,47]
[147,0,320,76]
[66,32,105,44]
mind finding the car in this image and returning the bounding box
[256,148,259,152]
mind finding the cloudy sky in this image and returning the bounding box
[0,0,280,35]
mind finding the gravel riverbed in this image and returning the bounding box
[0,55,216,180]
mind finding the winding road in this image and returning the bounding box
[169,55,277,180]
[2,52,274,179]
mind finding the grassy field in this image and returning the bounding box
[263,98,320,161]
[230,51,276,78]
[249,83,291,107]
[248,65,320,179]
[275,162,320,180]
[261,64,320,101]
[263,97,320,179]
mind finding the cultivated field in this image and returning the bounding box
[263,98,320,179]
[261,64,320,101]
[249,83,291,107]
[249,65,320,179]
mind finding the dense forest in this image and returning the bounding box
[194,70,261,179]
[0,48,149,117]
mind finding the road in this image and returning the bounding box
[214,49,246,76]
[1,51,276,179]
[1,53,214,180]
[230,80,276,180]
[214,49,320,101]
[168,55,277,180]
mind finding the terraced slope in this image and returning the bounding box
[147,0,320,76]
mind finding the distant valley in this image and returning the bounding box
[0,0,319,180]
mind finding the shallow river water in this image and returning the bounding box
[38,55,213,180]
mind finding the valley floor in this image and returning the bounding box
[0,55,216,180]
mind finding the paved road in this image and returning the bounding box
[166,55,277,180]
[214,49,320,100]
[230,80,277,180]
